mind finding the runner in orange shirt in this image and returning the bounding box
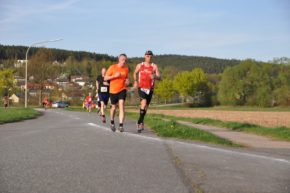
[104,54,129,132]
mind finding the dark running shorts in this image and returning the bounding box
[138,88,153,105]
[110,89,127,105]
[98,93,110,105]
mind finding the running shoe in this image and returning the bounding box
[110,124,116,132]
[101,115,106,123]
[137,123,144,133]
[118,126,124,132]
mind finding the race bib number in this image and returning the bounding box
[101,86,108,92]
[141,88,150,95]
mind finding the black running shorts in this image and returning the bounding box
[138,88,153,105]
[110,89,127,105]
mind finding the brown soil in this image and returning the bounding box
[134,109,290,128]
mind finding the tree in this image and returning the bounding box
[28,48,55,105]
[207,74,222,106]
[217,60,289,107]
[0,68,17,97]
[160,66,179,79]
[173,68,208,102]
[173,71,192,100]
[154,78,176,103]
[65,55,83,76]
[272,65,290,106]
[271,57,290,65]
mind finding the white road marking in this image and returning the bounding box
[87,122,290,165]
[172,141,290,165]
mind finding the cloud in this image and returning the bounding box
[0,0,79,24]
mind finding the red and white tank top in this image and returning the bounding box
[138,62,155,89]
[85,96,92,104]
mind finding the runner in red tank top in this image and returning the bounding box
[133,50,161,133]
[84,92,93,113]
[138,62,155,89]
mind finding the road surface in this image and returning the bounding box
[0,109,289,193]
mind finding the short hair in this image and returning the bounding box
[119,53,127,58]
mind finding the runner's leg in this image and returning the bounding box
[100,101,106,123]
[118,99,125,132]
[110,104,116,122]
[110,104,116,131]
[118,99,125,125]
[101,101,105,115]
[138,99,147,125]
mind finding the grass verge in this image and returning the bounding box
[0,108,40,124]
[126,112,242,147]
[149,113,290,142]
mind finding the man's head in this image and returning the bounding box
[144,50,153,62]
[101,68,106,76]
[118,53,127,67]
[88,92,92,96]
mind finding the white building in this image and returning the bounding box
[14,60,27,68]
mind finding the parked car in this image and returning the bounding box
[52,101,69,108]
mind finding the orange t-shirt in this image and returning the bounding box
[106,64,129,94]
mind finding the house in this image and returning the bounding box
[70,75,89,87]
[28,89,38,97]
[62,91,84,101]
[55,78,70,88]
[14,60,27,68]
[24,83,42,90]
[75,79,86,87]
[14,76,25,82]
[43,83,56,90]
[71,75,89,82]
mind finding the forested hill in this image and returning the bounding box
[1,44,240,74]
[0,44,115,62]
[129,55,240,74]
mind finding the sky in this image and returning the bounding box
[0,0,289,61]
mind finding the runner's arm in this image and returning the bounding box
[96,80,99,92]
[104,67,119,81]
[154,64,161,80]
[125,68,130,86]
[133,64,141,87]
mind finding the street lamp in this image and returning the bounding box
[25,38,63,108]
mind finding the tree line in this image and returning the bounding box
[0,44,115,62]
[154,59,290,107]
[129,54,241,74]
[1,45,241,74]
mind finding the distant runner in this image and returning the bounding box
[3,95,9,108]
[84,92,93,113]
[104,54,129,132]
[133,50,161,133]
[42,97,49,110]
[96,68,110,123]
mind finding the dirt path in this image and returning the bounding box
[177,120,290,148]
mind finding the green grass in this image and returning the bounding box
[126,112,242,147]
[0,108,41,124]
[149,113,290,142]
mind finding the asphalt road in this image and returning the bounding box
[0,109,289,193]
